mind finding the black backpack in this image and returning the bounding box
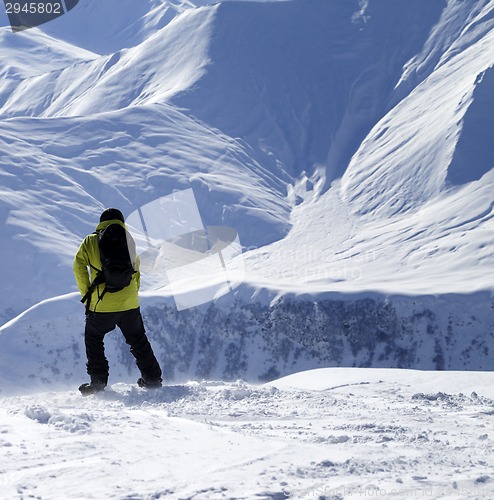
[81,224,136,312]
[98,223,135,292]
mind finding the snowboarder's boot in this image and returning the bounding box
[79,382,106,396]
[137,377,162,389]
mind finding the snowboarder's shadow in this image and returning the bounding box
[99,383,195,406]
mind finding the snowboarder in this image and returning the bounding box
[73,208,162,395]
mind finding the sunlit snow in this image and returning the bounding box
[1,0,494,497]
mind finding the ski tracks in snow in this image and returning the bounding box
[0,374,493,499]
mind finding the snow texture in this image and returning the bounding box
[1,0,494,496]
[2,369,494,499]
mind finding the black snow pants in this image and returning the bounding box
[84,307,162,385]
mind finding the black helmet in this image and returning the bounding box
[100,208,125,223]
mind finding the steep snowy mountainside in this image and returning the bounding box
[0,5,216,117]
[341,0,494,216]
[238,0,494,295]
[391,0,494,100]
[0,0,447,179]
[0,0,205,54]
[446,64,494,186]
[0,104,290,320]
[172,0,446,181]
[1,0,494,328]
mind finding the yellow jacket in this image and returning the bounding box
[73,219,140,312]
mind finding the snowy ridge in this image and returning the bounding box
[0,6,216,117]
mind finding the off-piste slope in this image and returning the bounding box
[1,0,494,324]
[0,104,290,321]
[243,0,494,294]
[341,0,494,217]
[1,0,448,180]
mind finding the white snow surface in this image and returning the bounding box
[1,1,494,496]
[1,368,494,499]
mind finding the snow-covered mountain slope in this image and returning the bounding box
[244,174,494,295]
[1,0,493,306]
[240,0,494,295]
[1,368,494,498]
[0,5,216,117]
[341,5,494,217]
[0,0,209,54]
[0,0,493,374]
[0,103,290,320]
